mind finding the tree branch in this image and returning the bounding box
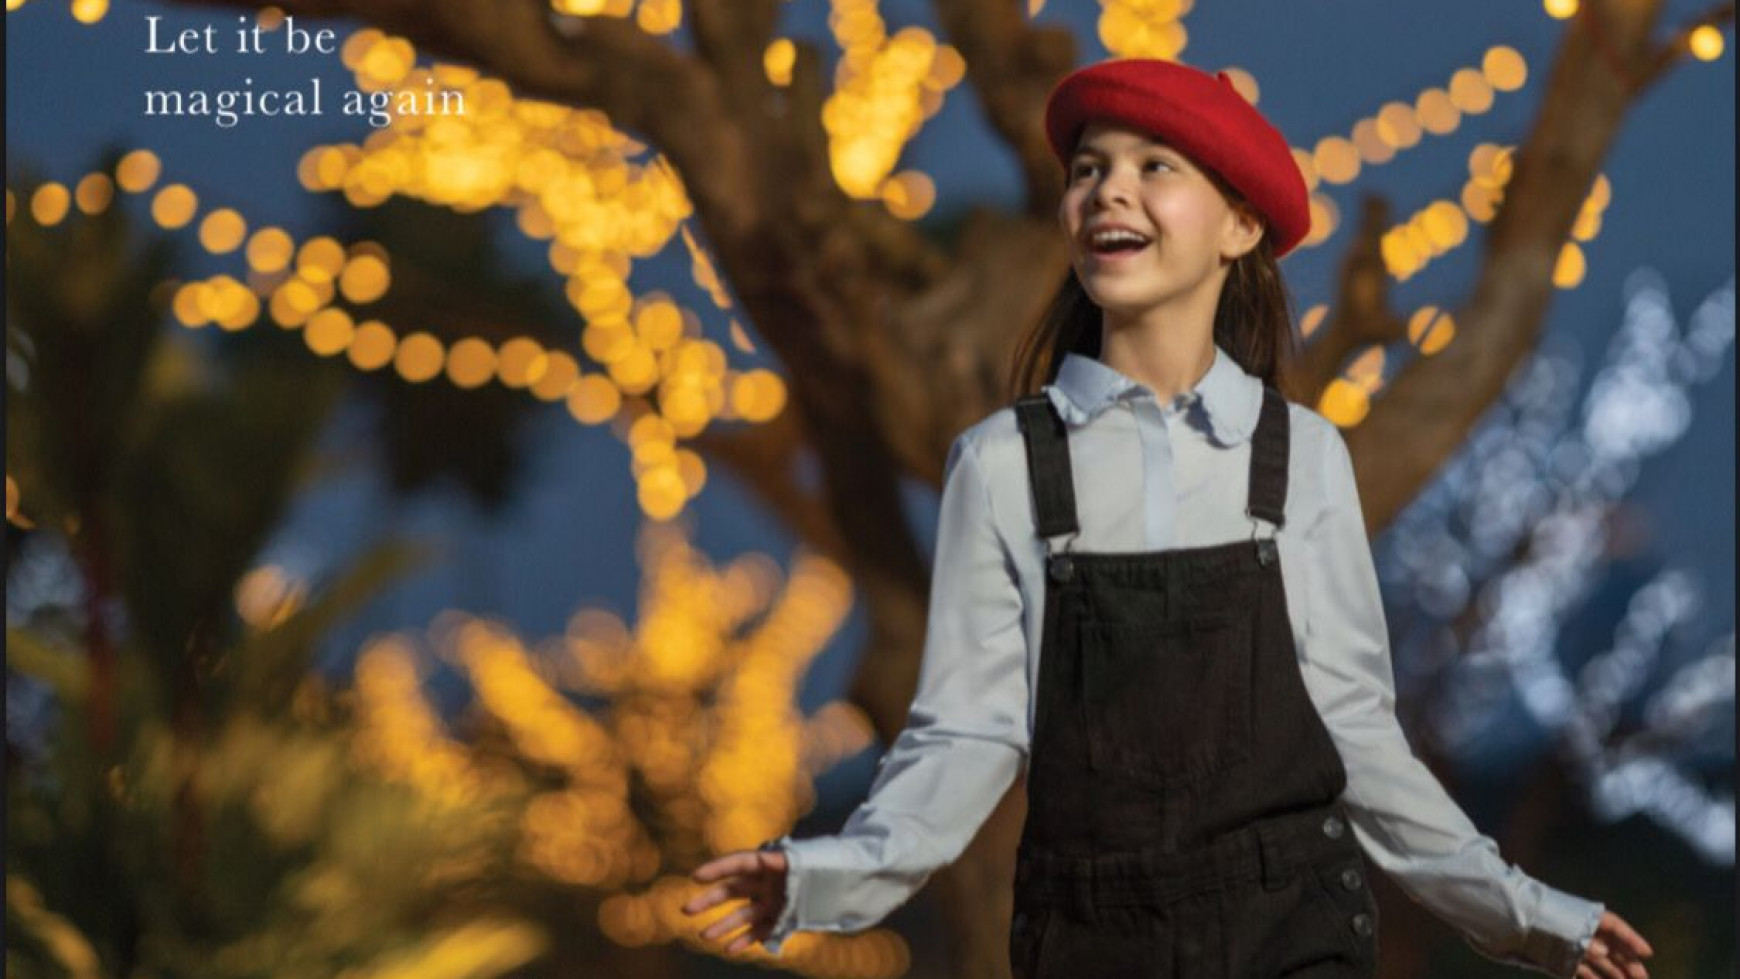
[933,0,1079,217]
[1341,0,1671,534]
[686,0,782,119]
[1287,194,1406,405]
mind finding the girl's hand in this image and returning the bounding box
[1576,910,1654,979]
[681,847,791,954]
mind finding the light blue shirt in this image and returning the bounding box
[761,343,1602,977]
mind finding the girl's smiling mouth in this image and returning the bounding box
[1083,225,1155,264]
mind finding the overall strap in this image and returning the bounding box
[1246,385,1290,531]
[1013,394,1080,546]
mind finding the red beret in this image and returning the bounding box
[1044,59,1311,257]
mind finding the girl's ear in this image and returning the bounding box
[1221,203,1266,263]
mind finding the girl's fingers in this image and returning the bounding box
[681,881,739,916]
[1590,953,1627,979]
[1607,942,1649,975]
[700,903,757,943]
[691,851,758,883]
[1604,913,1654,957]
[726,927,760,955]
[1577,965,1598,979]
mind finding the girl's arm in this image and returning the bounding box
[1297,422,1604,978]
[759,431,1031,955]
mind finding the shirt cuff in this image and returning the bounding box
[1473,882,1604,978]
[1522,888,1604,979]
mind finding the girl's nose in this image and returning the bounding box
[1089,169,1134,209]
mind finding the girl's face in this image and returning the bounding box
[1059,120,1264,322]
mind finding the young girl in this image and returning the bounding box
[681,58,1654,979]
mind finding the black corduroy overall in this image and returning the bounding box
[1006,387,1380,979]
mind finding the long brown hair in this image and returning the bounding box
[1006,176,1302,402]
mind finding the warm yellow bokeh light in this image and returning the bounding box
[1318,378,1371,428]
[497,337,549,388]
[1410,308,1456,355]
[199,208,248,253]
[636,0,682,35]
[1689,25,1726,61]
[1312,137,1361,185]
[1374,102,1421,149]
[69,0,106,23]
[278,278,324,317]
[637,466,687,520]
[212,277,261,331]
[296,237,348,284]
[305,308,356,356]
[74,173,115,214]
[395,332,446,382]
[339,254,391,303]
[566,374,622,425]
[881,170,937,220]
[634,300,686,352]
[1415,88,1460,135]
[172,284,207,328]
[730,369,787,422]
[1553,242,1586,288]
[446,337,498,389]
[348,320,398,370]
[116,150,162,193]
[247,227,296,273]
[1351,119,1396,166]
[151,184,198,229]
[1421,201,1468,249]
[530,351,580,401]
[1448,68,1495,114]
[764,38,796,87]
[29,183,70,226]
[1543,0,1577,19]
[1483,46,1528,91]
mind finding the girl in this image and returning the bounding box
[682,58,1653,979]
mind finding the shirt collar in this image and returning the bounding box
[1043,342,1262,446]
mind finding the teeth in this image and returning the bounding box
[1090,229,1150,248]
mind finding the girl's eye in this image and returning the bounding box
[1068,159,1173,181]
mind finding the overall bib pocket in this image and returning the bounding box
[1077,609,1253,791]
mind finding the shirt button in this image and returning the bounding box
[1350,913,1374,938]
[1340,868,1363,891]
[1321,815,1346,840]
[1012,910,1028,931]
